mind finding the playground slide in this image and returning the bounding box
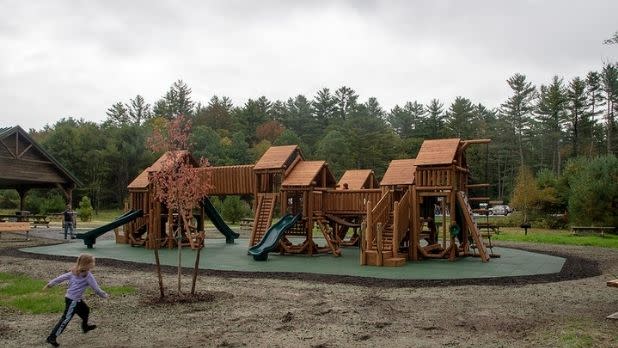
[76,209,143,249]
[248,214,301,261]
[202,197,240,244]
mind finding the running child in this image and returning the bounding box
[43,253,108,347]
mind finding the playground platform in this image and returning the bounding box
[20,238,565,280]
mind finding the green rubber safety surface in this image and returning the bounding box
[20,239,565,280]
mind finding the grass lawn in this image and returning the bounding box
[493,227,618,249]
[0,272,135,314]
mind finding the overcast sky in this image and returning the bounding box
[1,0,617,131]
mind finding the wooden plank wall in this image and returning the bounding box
[322,189,382,214]
[416,167,452,188]
[201,165,255,195]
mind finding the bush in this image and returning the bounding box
[221,196,251,224]
[567,155,618,227]
[78,196,94,222]
[0,190,18,209]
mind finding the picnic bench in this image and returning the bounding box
[240,218,253,233]
[571,226,616,236]
[0,222,31,240]
[30,215,51,228]
[477,222,500,234]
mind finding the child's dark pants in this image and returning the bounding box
[49,297,90,338]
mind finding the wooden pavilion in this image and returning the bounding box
[0,126,81,211]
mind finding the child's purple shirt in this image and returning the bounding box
[47,271,108,301]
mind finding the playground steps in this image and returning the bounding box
[457,191,490,262]
[250,193,277,246]
[370,213,394,251]
[364,250,406,266]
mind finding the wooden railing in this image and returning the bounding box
[365,190,392,252]
[322,189,382,214]
[416,167,452,188]
[392,188,411,257]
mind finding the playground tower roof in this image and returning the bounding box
[337,169,378,190]
[415,138,461,166]
[282,160,336,188]
[253,145,302,171]
[380,159,417,186]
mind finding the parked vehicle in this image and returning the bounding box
[489,205,512,216]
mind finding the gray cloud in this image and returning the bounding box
[0,0,616,130]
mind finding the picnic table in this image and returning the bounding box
[571,226,616,236]
[0,214,51,227]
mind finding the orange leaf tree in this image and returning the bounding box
[147,115,211,295]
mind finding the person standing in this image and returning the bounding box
[43,253,108,347]
[63,205,75,240]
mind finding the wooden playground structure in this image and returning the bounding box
[122,138,493,267]
[362,138,492,266]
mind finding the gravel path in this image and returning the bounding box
[1,236,617,347]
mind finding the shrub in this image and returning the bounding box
[567,155,618,227]
[78,196,94,222]
[221,196,251,224]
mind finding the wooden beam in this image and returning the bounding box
[17,144,33,159]
[0,139,16,158]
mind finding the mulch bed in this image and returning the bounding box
[0,243,601,288]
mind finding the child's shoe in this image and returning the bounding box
[46,335,59,347]
[82,324,97,333]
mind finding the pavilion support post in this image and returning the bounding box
[17,187,28,212]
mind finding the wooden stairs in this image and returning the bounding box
[365,212,406,267]
[249,193,277,247]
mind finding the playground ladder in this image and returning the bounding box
[457,191,490,262]
[250,193,277,246]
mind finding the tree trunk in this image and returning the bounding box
[154,248,165,298]
[177,226,182,294]
[191,246,202,295]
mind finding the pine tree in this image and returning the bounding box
[312,88,337,125]
[500,73,537,167]
[105,102,129,125]
[446,97,476,139]
[566,77,590,157]
[601,63,618,154]
[153,80,195,119]
[334,86,358,122]
[128,95,152,125]
[536,76,567,174]
[424,99,446,139]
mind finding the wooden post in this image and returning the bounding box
[360,220,367,265]
[410,187,418,261]
[365,200,373,256]
[393,201,399,258]
[377,222,383,266]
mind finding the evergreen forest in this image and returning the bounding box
[3,63,618,227]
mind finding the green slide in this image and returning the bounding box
[202,197,240,244]
[248,214,301,261]
[77,210,143,249]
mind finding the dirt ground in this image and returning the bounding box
[1,236,617,348]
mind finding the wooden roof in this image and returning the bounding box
[380,159,416,186]
[415,138,461,166]
[337,169,378,190]
[0,126,81,189]
[282,160,336,187]
[253,145,301,171]
[128,150,192,189]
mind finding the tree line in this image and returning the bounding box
[1,61,615,217]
